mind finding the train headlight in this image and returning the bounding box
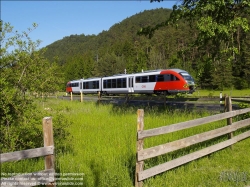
[183,83,189,88]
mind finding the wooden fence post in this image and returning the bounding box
[98,91,101,101]
[225,96,233,148]
[135,109,144,187]
[70,92,73,101]
[80,91,83,102]
[43,117,55,187]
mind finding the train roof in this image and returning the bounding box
[140,69,163,73]
[133,69,189,75]
[102,74,130,78]
[69,80,81,82]
[169,68,188,73]
[84,77,102,80]
[111,74,129,76]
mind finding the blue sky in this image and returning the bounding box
[2,1,178,49]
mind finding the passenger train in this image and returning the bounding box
[66,69,195,96]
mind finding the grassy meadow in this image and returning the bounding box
[191,89,250,98]
[1,98,250,187]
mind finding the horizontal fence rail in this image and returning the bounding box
[138,131,250,181]
[137,118,250,161]
[135,96,250,187]
[232,98,250,103]
[0,117,55,187]
[138,108,250,139]
[1,146,54,163]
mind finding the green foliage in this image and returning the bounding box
[238,103,250,120]
[0,21,69,153]
[0,102,42,152]
[138,2,250,89]
[174,0,249,88]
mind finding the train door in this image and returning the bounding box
[80,79,84,92]
[80,81,82,90]
[128,76,134,93]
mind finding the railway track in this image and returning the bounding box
[60,95,246,112]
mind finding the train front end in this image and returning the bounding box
[179,71,195,94]
[66,82,72,93]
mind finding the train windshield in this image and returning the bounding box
[179,72,194,82]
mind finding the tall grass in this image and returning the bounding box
[1,99,250,187]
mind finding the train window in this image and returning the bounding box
[112,79,116,88]
[157,75,164,82]
[149,75,156,82]
[86,82,89,89]
[88,82,90,89]
[94,81,97,88]
[90,82,93,89]
[117,79,122,88]
[103,80,107,88]
[141,76,148,83]
[164,74,171,81]
[136,77,140,83]
[93,81,99,89]
[122,78,126,88]
[96,81,99,89]
[71,82,79,87]
[171,75,179,81]
[180,73,194,81]
[107,79,111,88]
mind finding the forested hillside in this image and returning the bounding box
[43,8,250,90]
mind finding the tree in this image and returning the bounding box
[94,51,125,77]
[140,0,250,89]
[0,21,65,152]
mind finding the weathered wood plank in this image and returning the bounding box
[138,131,250,181]
[0,146,54,163]
[135,109,144,187]
[138,108,250,139]
[43,117,55,187]
[138,118,250,161]
[0,169,55,187]
[231,98,250,103]
[226,96,233,141]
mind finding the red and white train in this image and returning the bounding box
[66,69,195,96]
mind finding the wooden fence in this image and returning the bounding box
[0,117,55,187]
[135,96,250,187]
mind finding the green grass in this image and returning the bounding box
[191,89,250,97]
[1,99,250,187]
